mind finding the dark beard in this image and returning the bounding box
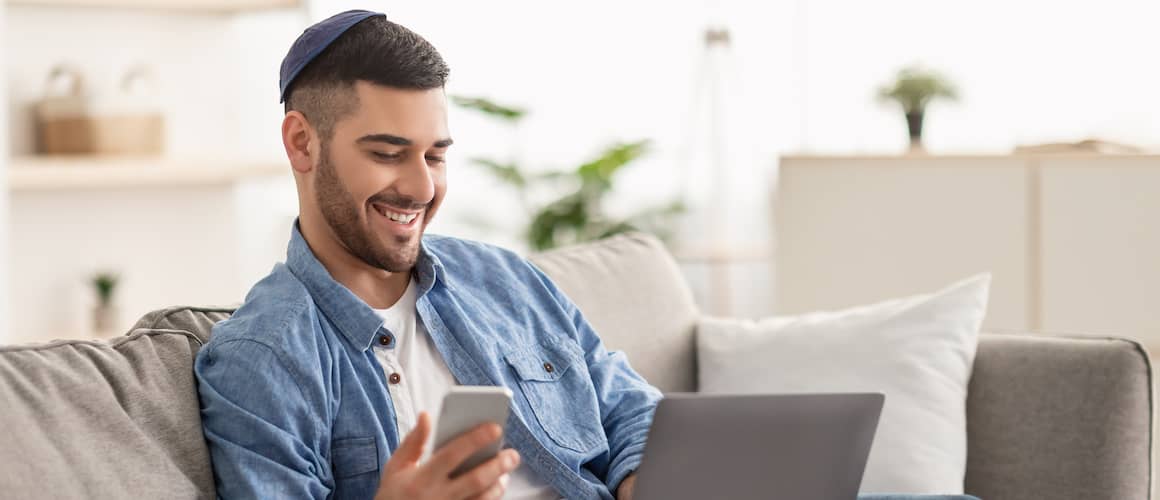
[314,146,425,273]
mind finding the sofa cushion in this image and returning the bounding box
[0,329,215,499]
[697,275,991,495]
[529,232,700,392]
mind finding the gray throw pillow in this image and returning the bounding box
[0,329,215,499]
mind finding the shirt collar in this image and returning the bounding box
[285,220,452,351]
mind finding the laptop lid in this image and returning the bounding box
[633,393,884,500]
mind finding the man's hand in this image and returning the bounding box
[374,412,520,500]
[617,473,638,500]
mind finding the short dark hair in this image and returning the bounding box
[283,17,449,140]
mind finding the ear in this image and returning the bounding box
[282,110,318,174]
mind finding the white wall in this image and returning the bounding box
[796,0,1160,153]
[0,1,9,341]
[306,2,789,317]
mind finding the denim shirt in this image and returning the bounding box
[194,224,662,499]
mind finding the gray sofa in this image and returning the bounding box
[0,233,1152,499]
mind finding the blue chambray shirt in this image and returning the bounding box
[194,223,661,499]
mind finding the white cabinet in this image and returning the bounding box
[1039,158,1160,339]
[776,154,1160,349]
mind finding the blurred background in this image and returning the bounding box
[1,0,1158,349]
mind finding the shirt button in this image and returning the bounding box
[543,362,554,373]
[389,372,402,384]
[378,334,393,347]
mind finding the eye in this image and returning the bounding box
[371,151,401,161]
[425,156,446,165]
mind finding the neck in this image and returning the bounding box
[298,213,411,309]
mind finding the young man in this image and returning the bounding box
[193,10,659,500]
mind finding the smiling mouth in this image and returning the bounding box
[371,202,421,225]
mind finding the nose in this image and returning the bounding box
[394,155,436,207]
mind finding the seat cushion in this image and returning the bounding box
[0,329,215,499]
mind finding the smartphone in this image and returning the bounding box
[431,386,513,478]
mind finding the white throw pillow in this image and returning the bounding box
[697,274,990,495]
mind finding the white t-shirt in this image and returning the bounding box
[372,278,558,500]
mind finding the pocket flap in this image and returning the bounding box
[331,436,378,478]
[504,340,580,382]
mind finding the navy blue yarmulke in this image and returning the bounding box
[278,9,386,103]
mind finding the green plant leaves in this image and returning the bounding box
[877,65,958,113]
[469,157,527,188]
[576,140,650,191]
[455,96,683,251]
[450,96,526,122]
[91,272,119,305]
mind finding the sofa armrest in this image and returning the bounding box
[965,332,1153,499]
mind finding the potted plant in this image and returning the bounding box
[877,65,958,151]
[91,272,119,334]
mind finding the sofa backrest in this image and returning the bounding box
[528,232,701,392]
[132,306,233,345]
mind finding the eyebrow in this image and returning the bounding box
[356,134,454,148]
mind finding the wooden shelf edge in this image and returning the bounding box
[6,156,289,191]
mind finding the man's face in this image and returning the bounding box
[313,82,451,273]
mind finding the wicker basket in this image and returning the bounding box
[35,66,164,156]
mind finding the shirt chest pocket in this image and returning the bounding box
[504,340,607,454]
[331,436,379,479]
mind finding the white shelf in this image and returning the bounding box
[6,0,300,13]
[7,156,288,191]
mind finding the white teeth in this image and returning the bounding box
[377,206,418,224]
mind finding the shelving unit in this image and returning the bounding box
[1,0,310,341]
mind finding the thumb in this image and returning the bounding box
[386,411,432,473]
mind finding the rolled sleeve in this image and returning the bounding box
[194,338,331,499]
[583,332,661,494]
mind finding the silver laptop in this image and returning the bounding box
[633,393,884,500]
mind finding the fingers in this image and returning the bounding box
[447,450,520,499]
[424,422,503,479]
[464,473,510,500]
[385,411,432,474]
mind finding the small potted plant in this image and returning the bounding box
[877,65,958,151]
[91,272,120,335]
